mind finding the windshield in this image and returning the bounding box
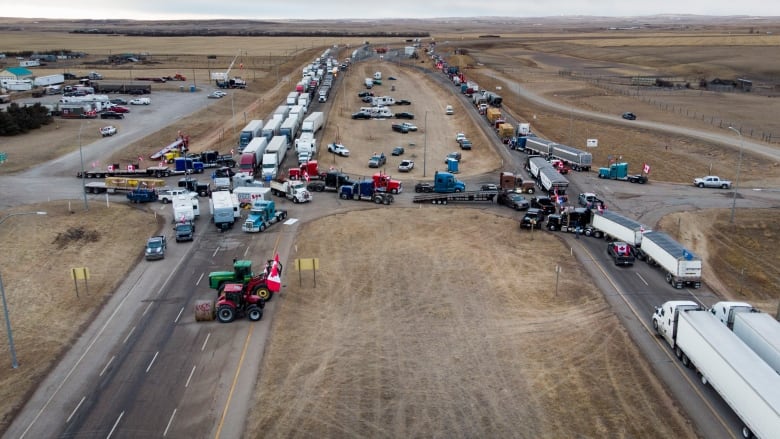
[148,240,162,249]
[176,225,192,232]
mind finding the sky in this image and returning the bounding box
[5,1,780,21]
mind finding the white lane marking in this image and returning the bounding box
[174,307,184,323]
[185,365,196,388]
[65,396,85,423]
[122,326,136,345]
[145,351,159,373]
[99,356,115,377]
[196,272,204,286]
[106,411,124,439]
[163,408,177,437]
[201,333,211,351]
[635,272,648,286]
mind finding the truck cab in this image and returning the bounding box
[651,300,702,347]
[607,241,636,266]
[174,220,195,242]
[145,235,167,260]
[709,301,754,329]
[433,171,465,193]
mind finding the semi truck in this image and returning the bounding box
[598,162,648,183]
[589,210,650,245]
[273,104,290,121]
[641,231,702,288]
[652,301,780,439]
[269,179,312,203]
[499,171,536,194]
[286,91,299,105]
[538,166,569,194]
[32,74,65,87]
[306,171,355,192]
[711,301,780,374]
[527,156,551,179]
[549,143,592,172]
[339,180,394,205]
[242,199,288,233]
[238,137,268,177]
[260,136,289,180]
[301,111,324,133]
[238,119,264,152]
[261,117,283,141]
[279,116,298,144]
[524,136,554,157]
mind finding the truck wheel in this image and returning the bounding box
[665,273,673,284]
[442,200,448,205]
[700,374,708,386]
[527,188,534,194]
[259,223,266,232]
[293,197,299,203]
[681,353,691,368]
[253,286,272,301]
[548,225,556,231]
[216,305,235,323]
[340,193,348,200]
[674,345,683,359]
[652,319,659,334]
[741,426,753,439]
[247,305,263,321]
[391,188,398,194]
[374,197,382,204]
[721,184,729,189]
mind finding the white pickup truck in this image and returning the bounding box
[694,175,732,189]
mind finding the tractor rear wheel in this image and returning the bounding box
[253,285,272,302]
[247,305,263,321]
[216,305,236,323]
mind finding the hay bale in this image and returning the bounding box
[194,299,215,321]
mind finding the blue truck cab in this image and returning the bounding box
[433,171,465,193]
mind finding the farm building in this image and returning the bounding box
[0,67,33,81]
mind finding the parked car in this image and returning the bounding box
[445,152,462,163]
[144,235,167,260]
[398,160,414,172]
[207,91,224,99]
[327,143,350,157]
[622,112,637,120]
[99,125,117,137]
[400,122,418,131]
[391,123,409,134]
[396,99,412,105]
[455,132,466,143]
[520,208,545,229]
[394,112,415,120]
[693,175,732,189]
[129,97,151,105]
[459,139,472,150]
[368,153,387,168]
[100,111,124,120]
[110,105,130,113]
[446,105,454,115]
[352,111,371,120]
[480,184,499,192]
[110,98,127,105]
[497,191,530,210]
[361,96,373,103]
[357,91,374,97]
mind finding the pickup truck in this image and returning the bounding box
[145,235,167,260]
[368,153,387,168]
[174,221,195,242]
[694,175,732,189]
[607,241,635,266]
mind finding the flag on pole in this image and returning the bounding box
[138,156,143,162]
[267,261,281,292]
[303,170,310,183]
[230,148,235,155]
[643,163,651,174]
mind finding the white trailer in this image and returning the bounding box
[209,190,235,230]
[538,166,569,195]
[279,116,298,143]
[301,111,323,133]
[261,117,283,141]
[172,195,200,222]
[273,104,290,121]
[1,79,32,91]
[233,186,270,207]
[527,156,551,179]
[653,302,780,439]
[712,302,780,374]
[524,137,555,157]
[286,91,299,105]
[549,143,592,171]
[261,136,289,180]
[641,230,702,288]
[590,210,650,245]
[33,74,64,87]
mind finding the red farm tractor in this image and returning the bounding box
[215,283,265,323]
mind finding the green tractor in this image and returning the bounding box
[208,259,282,302]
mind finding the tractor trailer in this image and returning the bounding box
[238,119,263,151]
[261,136,289,180]
[711,301,780,374]
[653,301,780,439]
[590,210,650,246]
[641,231,702,288]
[549,143,592,171]
[538,166,569,194]
[301,111,324,133]
[238,137,268,177]
[527,156,551,179]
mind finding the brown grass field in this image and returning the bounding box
[0,19,779,436]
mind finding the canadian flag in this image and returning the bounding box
[267,259,281,292]
[303,170,310,183]
[230,148,235,155]
[138,156,143,162]
[643,163,651,174]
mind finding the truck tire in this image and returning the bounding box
[652,319,659,334]
[548,224,556,231]
[374,197,382,204]
[721,184,729,189]
[340,193,349,200]
[391,188,398,194]
[527,188,535,194]
[674,345,683,359]
[681,353,691,368]
[247,305,263,321]
[665,273,673,284]
[162,198,169,204]
[259,223,266,232]
[293,197,299,203]
[216,305,236,323]
[742,426,753,439]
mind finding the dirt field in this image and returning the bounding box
[248,208,695,437]
[1,22,780,436]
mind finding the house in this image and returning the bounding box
[0,67,33,81]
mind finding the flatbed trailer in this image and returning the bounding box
[77,166,172,179]
[84,177,166,194]
[412,190,496,204]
